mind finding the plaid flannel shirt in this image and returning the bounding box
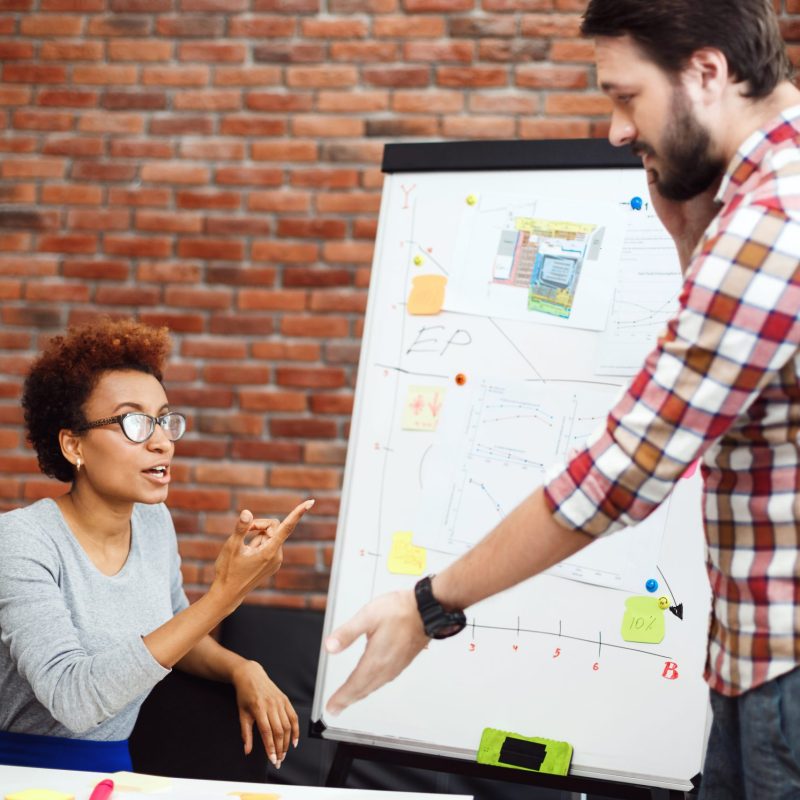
[544,105,800,697]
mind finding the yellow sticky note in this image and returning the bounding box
[388,531,427,576]
[108,771,172,792]
[402,385,445,432]
[6,791,74,800]
[621,596,665,644]
[228,794,282,800]
[407,274,447,315]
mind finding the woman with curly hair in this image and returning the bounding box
[0,318,313,773]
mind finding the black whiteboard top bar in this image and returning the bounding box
[382,138,642,173]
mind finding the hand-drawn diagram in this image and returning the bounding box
[447,193,625,331]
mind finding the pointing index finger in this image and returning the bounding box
[273,499,314,546]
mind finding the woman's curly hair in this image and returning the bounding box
[22,318,172,483]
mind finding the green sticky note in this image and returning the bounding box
[477,727,572,776]
[621,596,665,644]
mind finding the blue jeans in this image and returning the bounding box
[700,667,800,799]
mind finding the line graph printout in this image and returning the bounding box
[595,211,683,376]
[414,377,668,592]
[446,193,626,331]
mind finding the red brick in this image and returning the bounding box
[0,42,34,59]
[373,15,444,36]
[219,117,287,136]
[363,66,429,87]
[329,0,396,9]
[228,16,295,37]
[177,190,240,210]
[469,93,539,114]
[277,219,346,239]
[36,89,98,107]
[246,92,313,112]
[25,282,90,302]
[0,280,22,300]
[142,66,210,87]
[180,139,245,161]
[177,239,244,260]
[181,0,248,10]
[181,337,247,358]
[196,413,263,436]
[270,419,338,440]
[442,116,515,138]
[151,115,214,135]
[302,18,368,37]
[174,92,242,112]
[519,117,590,138]
[392,89,463,112]
[111,0,171,10]
[238,390,307,413]
[304,442,347,464]
[67,208,130,230]
[404,41,474,62]
[544,93,613,115]
[165,385,233,405]
[20,14,83,35]
[280,315,349,337]
[209,314,274,335]
[276,367,345,389]
[206,266,276,286]
[520,12,582,36]
[110,139,173,158]
[108,39,172,61]
[0,234,32,252]
[323,241,374,263]
[294,116,364,138]
[214,66,281,86]
[479,39,549,61]
[104,236,171,257]
[205,216,270,236]
[94,286,160,305]
[156,16,223,37]
[138,262,202,282]
[251,140,317,161]
[251,341,320,361]
[286,66,358,88]
[448,15,516,36]
[0,257,58,276]
[39,41,103,60]
[63,259,129,279]
[550,39,595,62]
[216,166,282,186]
[329,42,399,62]
[169,488,231,510]
[86,15,150,36]
[516,64,588,89]
[270,466,340,489]
[437,65,507,87]
[135,210,203,232]
[309,393,354,414]
[365,117,438,137]
[108,187,171,207]
[71,161,137,180]
[290,169,358,189]
[237,289,307,310]
[283,268,353,287]
[72,65,138,84]
[204,363,270,384]
[102,90,167,110]
[37,234,96,254]
[309,290,367,312]
[249,191,310,212]
[251,242,318,263]
[164,287,232,309]
[141,162,210,184]
[231,441,302,463]
[178,42,246,62]
[195,463,265,486]
[12,109,72,130]
[42,137,102,156]
[0,136,36,153]
[78,112,143,133]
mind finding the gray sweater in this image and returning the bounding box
[0,498,189,740]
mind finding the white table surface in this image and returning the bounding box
[0,765,472,800]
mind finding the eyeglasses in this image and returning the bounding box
[77,412,186,444]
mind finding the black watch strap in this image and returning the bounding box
[414,575,466,639]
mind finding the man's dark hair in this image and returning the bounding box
[581,0,793,98]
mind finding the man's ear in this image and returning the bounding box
[682,47,729,104]
[58,428,83,470]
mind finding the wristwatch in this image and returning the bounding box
[414,575,466,639]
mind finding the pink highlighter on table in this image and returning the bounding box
[88,780,113,800]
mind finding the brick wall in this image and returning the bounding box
[1,1,800,607]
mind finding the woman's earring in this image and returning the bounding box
[76,457,81,472]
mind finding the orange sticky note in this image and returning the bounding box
[407,275,447,315]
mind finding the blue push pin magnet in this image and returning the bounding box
[630,196,643,211]
[645,578,659,593]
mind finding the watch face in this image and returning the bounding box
[432,621,465,639]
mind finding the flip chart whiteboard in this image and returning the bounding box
[312,140,711,792]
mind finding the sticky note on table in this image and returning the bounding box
[228,794,281,800]
[621,596,665,644]
[402,385,445,432]
[407,274,447,315]
[107,772,172,792]
[5,790,74,800]
[388,531,426,576]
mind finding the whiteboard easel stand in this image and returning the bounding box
[319,738,697,800]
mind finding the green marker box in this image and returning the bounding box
[477,727,573,777]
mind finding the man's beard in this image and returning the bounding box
[634,87,724,201]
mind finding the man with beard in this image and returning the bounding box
[325,1,800,796]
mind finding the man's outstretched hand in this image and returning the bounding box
[324,589,429,716]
